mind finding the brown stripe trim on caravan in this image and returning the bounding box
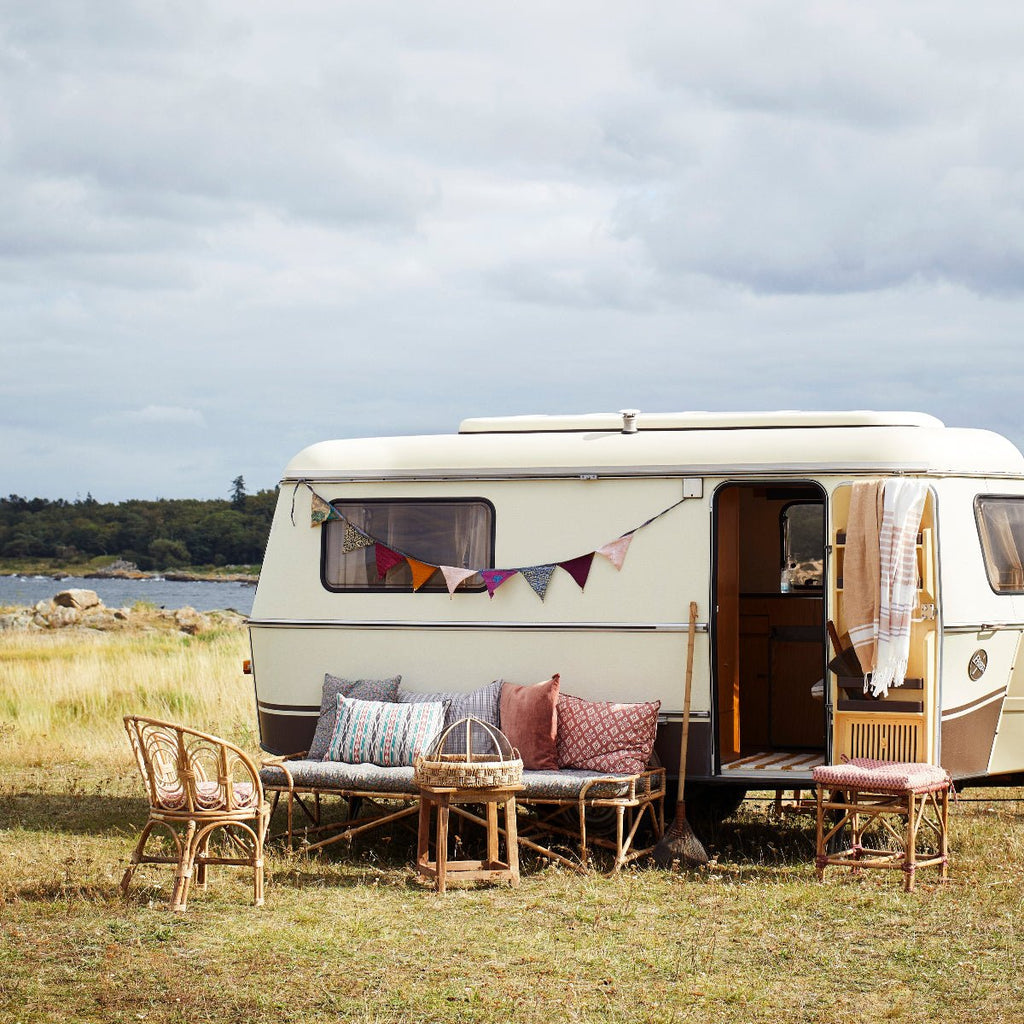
[941,695,1005,779]
[941,686,1007,721]
[256,700,320,713]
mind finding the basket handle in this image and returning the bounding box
[425,715,515,762]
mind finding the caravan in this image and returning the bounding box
[248,410,1024,817]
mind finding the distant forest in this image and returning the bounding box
[0,478,277,570]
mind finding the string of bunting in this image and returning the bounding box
[294,481,684,601]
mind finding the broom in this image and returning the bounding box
[652,600,709,868]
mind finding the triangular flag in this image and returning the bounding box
[407,557,437,592]
[558,553,595,590]
[519,564,556,600]
[596,533,634,571]
[342,522,374,553]
[440,565,476,597]
[375,544,405,580]
[310,493,339,527]
[481,568,518,598]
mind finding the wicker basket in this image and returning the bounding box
[414,717,523,790]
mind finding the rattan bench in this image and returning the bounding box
[259,755,665,872]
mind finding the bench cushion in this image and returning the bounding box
[326,696,445,767]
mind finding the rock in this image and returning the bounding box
[48,605,80,627]
[0,613,31,631]
[54,589,101,610]
[114,608,130,620]
[173,607,210,635]
[34,599,52,615]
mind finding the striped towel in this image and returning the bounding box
[871,479,928,697]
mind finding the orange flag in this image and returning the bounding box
[407,558,437,591]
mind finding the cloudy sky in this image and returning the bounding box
[3,1,1024,500]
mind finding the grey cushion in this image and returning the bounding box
[306,673,402,760]
[519,769,637,800]
[260,760,416,794]
[398,678,503,754]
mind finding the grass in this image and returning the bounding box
[2,630,1023,1023]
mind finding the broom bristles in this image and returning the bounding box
[651,801,708,868]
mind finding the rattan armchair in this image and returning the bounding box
[121,715,270,912]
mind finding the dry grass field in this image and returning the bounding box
[2,625,1023,1024]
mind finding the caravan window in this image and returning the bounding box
[780,501,824,591]
[321,499,494,592]
[975,495,1024,593]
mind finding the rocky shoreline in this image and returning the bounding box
[0,587,247,635]
[0,558,258,585]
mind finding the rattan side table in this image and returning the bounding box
[416,783,522,893]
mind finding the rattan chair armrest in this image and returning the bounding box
[259,755,299,789]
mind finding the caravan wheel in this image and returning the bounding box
[683,782,748,831]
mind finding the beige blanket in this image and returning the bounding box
[842,480,884,681]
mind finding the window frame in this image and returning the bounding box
[319,496,496,594]
[974,493,1024,595]
[779,499,825,593]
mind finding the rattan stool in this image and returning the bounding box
[814,758,952,892]
[416,783,522,892]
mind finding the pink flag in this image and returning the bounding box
[596,533,634,571]
[375,544,405,580]
[440,566,477,597]
[481,568,518,598]
[558,553,595,590]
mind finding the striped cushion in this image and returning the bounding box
[325,695,445,767]
[398,679,503,754]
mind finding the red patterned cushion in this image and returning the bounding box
[556,694,661,775]
[499,675,560,770]
[813,758,951,793]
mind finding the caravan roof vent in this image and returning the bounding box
[620,409,640,434]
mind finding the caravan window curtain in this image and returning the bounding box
[322,499,494,592]
[975,496,1024,593]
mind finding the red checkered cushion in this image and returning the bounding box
[556,694,660,775]
[813,757,951,793]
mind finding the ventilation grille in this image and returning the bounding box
[843,719,921,762]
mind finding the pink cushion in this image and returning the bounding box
[813,758,951,793]
[556,694,661,775]
[157,780,258,811]
[499,675,560,770]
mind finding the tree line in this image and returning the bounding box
[0,479,277,570]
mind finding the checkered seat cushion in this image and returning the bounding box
[813,758,952,793]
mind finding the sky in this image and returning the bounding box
[2,1,1024,501]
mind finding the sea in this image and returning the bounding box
[0,575,256,616]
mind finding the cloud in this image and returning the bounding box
[102,406,207,428]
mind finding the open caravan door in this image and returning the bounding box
[827,480,939,766]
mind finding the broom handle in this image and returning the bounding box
[676,601,698,788]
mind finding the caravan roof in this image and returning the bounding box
[283,411,1024,482]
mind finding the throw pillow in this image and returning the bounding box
[307,673,402,760]
[555,693,661,775]
[499,674,560,770]
[325,695,445,767]
[398,679,503,754]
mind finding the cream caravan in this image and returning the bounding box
[248,411,1024,813]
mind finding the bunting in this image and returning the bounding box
[558,552,595,591]
[519,563,556,600]
[342,522,374,553]
[596,533,633,570]
[440,566,477,597]
[310,493,340,527]
[375,544,405,580]
[295,479,685,601]
[481,568,518,598]
[407,558,437,592]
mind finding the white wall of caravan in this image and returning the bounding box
[252,477,709,626]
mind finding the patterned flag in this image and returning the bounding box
[558,553,595,590]
[310,493,339,527]
[596,533,634,571]
[440,566,477,597]
[407,558,437,591]
[519,564,556,600]
[375,544,405,580]
[481,568,518,598]
[342,522,374,553]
